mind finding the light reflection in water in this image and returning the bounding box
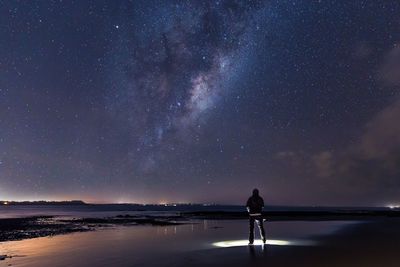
[213,239,315,248]
[0,220,344,267]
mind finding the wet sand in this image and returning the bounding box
[1,208,398,242]
[1,219,398,267]
[179,219,400,267]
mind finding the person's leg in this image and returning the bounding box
[249,217,255,244]
[257,217,266,242]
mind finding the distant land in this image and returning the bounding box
[1,200,400,222]
[0,200,219,206]
[0,200,399,211]
[0,200,87,206]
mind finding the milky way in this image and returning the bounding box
[105,1,262,175]
[1,1,400,205]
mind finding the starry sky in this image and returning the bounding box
[1,0,400,206]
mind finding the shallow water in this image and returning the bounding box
[0,220,356,267]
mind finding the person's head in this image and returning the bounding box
[252,188,259,196]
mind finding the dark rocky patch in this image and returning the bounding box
[0,215,184,242]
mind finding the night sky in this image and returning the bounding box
[1,1,400,206]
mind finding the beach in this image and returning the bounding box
[1,213,399,267]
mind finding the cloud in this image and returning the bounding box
[317,99,400,200]
[353,42,373,59]
[357,44,400,165]
[312,151,335,178]
[359,98,400,162]
[274,45,400,204]
[378,45,400,86]
[324,45,400,199]
[275,151,308,169]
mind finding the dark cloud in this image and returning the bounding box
[275,44,400,205]
[379,45,400,86]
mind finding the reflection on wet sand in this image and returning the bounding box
[1,220,384,267]
[213,239,293,247]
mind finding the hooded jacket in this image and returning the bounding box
[246,191,264,215]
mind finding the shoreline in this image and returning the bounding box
[1,209,399,242]
[2,218,400,266]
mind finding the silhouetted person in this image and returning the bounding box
[246,188,266,245]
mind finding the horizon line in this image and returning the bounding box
[0,199,396,208]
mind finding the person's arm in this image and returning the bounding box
[246,198,250,213]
